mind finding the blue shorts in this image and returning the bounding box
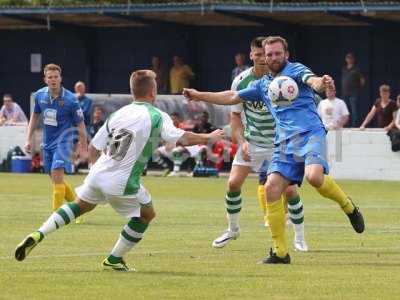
[43,144,74,174]
[268,128,329,186]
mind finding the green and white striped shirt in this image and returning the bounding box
[231,68,275,148]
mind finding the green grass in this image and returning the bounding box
[1,173,399,300]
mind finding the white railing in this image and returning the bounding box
[327,129,400,181]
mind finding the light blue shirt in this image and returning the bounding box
[238,61,325,144]
[34,87,84,150]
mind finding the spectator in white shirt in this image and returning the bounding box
[0,94,28,126]
[318,88,350,130]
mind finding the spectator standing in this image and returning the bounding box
[317,88,349,130]
[75,106,105,171]
[231,53,249,81]
[151,56,168,94]
[341,52,365,127]
[169,56,195,94]
[74,81,92,127]
[0,94,28,125]
[87,106,105,139]
[360,84,398,131]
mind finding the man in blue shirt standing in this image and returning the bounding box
[183,36,364,265]
[25,64,87,212]
[74,81,92,127]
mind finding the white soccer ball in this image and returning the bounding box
[267,76,299,107]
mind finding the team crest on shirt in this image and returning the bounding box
[59,100,64,107]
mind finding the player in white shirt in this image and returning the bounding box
[318,88,350,130]
[15,70,224,271]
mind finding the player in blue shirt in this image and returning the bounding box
[183,36,364,264]
[25,64,87,212]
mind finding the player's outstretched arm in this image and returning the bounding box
[306,75,334,93]
[178,129,225,146]
[183,88,241,106]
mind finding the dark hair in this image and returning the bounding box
[3,94,13,100]
[251,36,267,49]
[93,106,104,113]
[171,112,180,118]
[262,36,289,52]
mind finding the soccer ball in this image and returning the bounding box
[267,76,299,107]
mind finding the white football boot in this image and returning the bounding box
[212,229,240,248]
[294,238,309,252]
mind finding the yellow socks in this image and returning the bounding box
[257,185,268,226]
[316,175,354,214]
[266,197,287,258]
[52,183,66,211]
[257,185,267,215]
[64,181,75,202]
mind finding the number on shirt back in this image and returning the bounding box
[107,128,134,161]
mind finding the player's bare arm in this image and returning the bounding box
[183,88,241,105]
[230,112,250,162]
[306,75,334,93]
[77,121,88,151]
[24,113,40,153]
[88,143,101,165]
[178,129,225,146]
[230,112,246,145]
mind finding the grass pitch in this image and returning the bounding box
[1,173,399,300]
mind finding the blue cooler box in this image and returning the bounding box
[11,156,32,173]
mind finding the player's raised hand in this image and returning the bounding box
[209,129,225,142]
[183,88,201,101]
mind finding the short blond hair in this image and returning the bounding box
[262,36,289,52]
[44,63,62,75]
[379,84,390,92]
[129,70,156,98]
